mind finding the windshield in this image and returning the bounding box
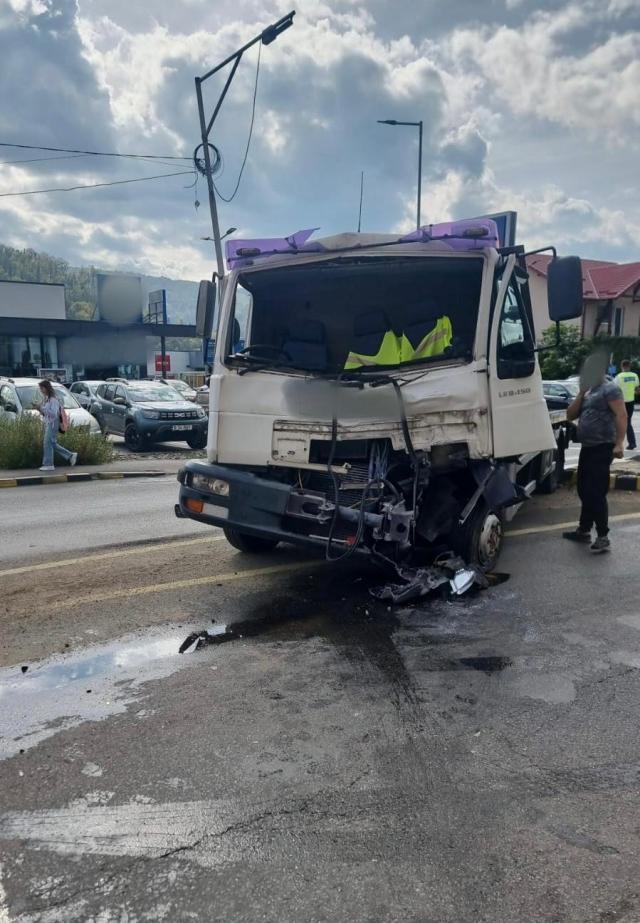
[227,256,484,375]
[16,385,79,410]
[127,386,181,403]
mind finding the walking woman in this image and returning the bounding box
[37,379,77,471]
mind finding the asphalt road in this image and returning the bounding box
[0,477,211,565]
[2,485,640,922]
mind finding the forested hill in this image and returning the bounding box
[0,244,198,325]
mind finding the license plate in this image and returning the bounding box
[173,424,192,431]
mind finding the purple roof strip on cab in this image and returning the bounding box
[225,218,500,269]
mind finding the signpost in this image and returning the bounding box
[145,289,168,379]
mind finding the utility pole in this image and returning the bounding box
[194,10,295,280]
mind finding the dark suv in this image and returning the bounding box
[93,380,208,450]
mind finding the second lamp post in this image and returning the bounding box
[377,119,423,230]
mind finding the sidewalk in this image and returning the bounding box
[565,455,640,492]
[0,458,186,489]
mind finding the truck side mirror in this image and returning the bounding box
[195,277,217,338]
[548,256,583,322]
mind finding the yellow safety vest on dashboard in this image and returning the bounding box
[615,371,639,402]
[344,329,401,370]
[400,315,453,363]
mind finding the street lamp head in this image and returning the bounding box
[377,119,398,125]
[262,11,295,45]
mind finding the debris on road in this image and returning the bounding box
[370,554,509,605]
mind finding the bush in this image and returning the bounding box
[539,327,640,380]
[538,325,592,380]
[0,416,114,469]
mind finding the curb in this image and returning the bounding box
[0,470,171,489]
[566,470,640,492]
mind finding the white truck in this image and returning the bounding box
[176,218,583,570]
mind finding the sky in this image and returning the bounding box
[0,0,638,281]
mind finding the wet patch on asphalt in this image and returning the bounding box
[0,566,533,760]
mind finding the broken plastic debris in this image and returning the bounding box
[370,554,507,605]
[21,666,28,674]
[179,625,234,654]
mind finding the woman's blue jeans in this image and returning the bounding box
[43,423,74,467]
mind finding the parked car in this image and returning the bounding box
[542,380,579,411]
[69,380,104,410]
[0,377,101,434]
[195,384,210,411]
[160,378,198,402]
[92,380,208,450]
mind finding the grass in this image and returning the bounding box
[0,416,114,470]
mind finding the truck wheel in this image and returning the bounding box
[537,444,564,495]
[451,503,503,571]
[187,431,207,450]
[223,527,279,554]
[124,424,145,451]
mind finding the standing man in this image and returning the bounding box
[563,374,627,553]
[615,360,639,450]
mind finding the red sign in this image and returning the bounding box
[155,354,171,373]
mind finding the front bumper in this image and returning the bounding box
[177,461,352,552]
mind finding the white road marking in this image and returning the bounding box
[508,511,640,537]
[0,534,225,579]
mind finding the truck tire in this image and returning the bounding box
[187,431,207,450]
[537,442,564,495]
[223,527,279,554]
[451,502,503,571]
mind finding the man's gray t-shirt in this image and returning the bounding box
[577,381,622,446]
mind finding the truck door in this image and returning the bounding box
[489,256,556,457]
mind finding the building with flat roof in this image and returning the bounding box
[0,278,198,380]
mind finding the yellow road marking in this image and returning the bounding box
[0,535,226,579]
[0,480,18,488]
[508,511,640,537]
[59,560,314,609]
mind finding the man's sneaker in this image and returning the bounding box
[70,452,78,467]
[591,536,611,554]
[39,466,55,471]
[562,529,591,543]
[627,445,637,451]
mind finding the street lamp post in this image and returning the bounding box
[194,10,295,278]
[377,119,423,229]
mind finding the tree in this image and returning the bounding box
[538,325,592,380]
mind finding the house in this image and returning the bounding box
[527,254,640,341]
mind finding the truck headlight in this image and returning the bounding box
[142,409,160,419]
[191,474,229,496]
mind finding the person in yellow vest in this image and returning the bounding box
[615,360,639,450]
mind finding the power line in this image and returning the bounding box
[213,42,261,203]
[0,170,195,198]
[0,153,89,166]
[0,142,192,162]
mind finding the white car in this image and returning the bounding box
[160,378,198,402]
[0,377,102,434]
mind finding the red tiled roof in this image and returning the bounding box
[526,254,640,300]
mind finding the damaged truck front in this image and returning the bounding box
[177,218,583,570]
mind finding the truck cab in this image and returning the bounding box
[177,218,583,569]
